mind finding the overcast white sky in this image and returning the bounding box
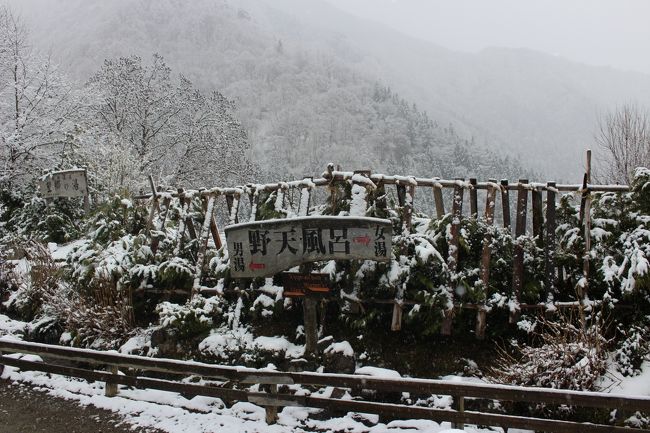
[324,0,650,74]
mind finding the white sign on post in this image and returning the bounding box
[225,216,392,278]
[39,169,89,199]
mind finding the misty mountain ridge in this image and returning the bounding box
[9,0,650,182]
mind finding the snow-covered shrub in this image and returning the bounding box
[488,313,608,391]
[3,241,63,321]
[156,296,226,340]
[614,322,650,376]
[4,194,83,244]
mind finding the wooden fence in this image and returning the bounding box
[135,158,630,338]
[0,338,648,432]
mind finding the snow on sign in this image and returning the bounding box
[39,169,88,199]
[225,216,392,278]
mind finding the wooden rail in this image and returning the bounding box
[1,339,649,432]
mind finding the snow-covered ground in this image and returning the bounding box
[0,314,522,433]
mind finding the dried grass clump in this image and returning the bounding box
[488,313,609,391]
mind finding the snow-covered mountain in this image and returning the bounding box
[11,0,650,180]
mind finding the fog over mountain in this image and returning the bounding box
[8,0,650,181]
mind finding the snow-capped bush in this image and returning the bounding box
[488,313,608,391]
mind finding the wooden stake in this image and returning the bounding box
[532,186,544,247]
[544,182,557,300]
[174,189,188,256]
[469,178,478,218]
[299,178,312,217]
[146,175,159,231]
[476,180,497,340]
[202,196,222,249]
[403,183,415,233]
[193,195,216,296]
[510,179,528,324]
[500,179,511,230]
[105,365,118,397]
[151,196,172,255]
[433,182,445,219]
[265,383,279,424]
[226,194,240,225]
[303,295,319,357]
[582,150,592,302]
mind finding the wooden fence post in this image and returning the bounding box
[443,179,465,335]
[581,150,592,305]
[265,383,279,424]
[193,194,216,297]
[469,178,478,218]
[105,365,118,397]
[544,182,557,302]
[249,188,260,222]
[299,178,313,217]
[173,188,187,257]
[532,186,544,247]
[146,175,159,231]
[451,395,465,430]
[432,181,445,219]
[510,179,528,324]
[226,193,240,225]
[476,179,498,340]
[202,194,222,250]
[151,195,172,255]
[500,179,511,230]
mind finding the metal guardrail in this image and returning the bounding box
[1,338,648,432]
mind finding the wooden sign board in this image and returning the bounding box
[282,272,330,297]
[39,169,88,199]
[225,216,392,278]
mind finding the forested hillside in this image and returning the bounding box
[6,0,525,186]
[11,0,650,181]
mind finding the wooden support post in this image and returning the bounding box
[451,395,465,430]
[469,178,478,218]
[544,182,557,301]
[185,198,198,241]
[443,180,465,335]
[303,294,319,357]
[105,365,118,397]
[510,179,528,324]
[476,180,497,340]
[396,184,406,207]
[581,150,592,303]
[532,186,544,247]
[265,383,279,424]
[391,300,403,332]
[226,193,240,225]
[402,183,415,233]
[249,189,259,222]
[375,181,387,212]
[202,195,222,249]
[146,175,159,230]
[500,179,511,230]
[193,195,216,296]
[0,350,4,376]
[151,196,172,255]
[174,189,188,256]
[432,182,445,219]
[299,178,312,217]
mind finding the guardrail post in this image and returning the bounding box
[451,395,465,430]
[105,365,118,397]
[265,384,279,424]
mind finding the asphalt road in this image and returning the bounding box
[0,379,161,433]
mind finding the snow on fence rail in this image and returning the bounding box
[0,338,648,432]
[135,158,631,338]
